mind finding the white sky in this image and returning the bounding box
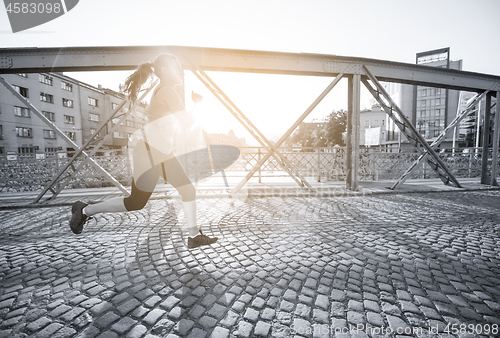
[1,0,499,144]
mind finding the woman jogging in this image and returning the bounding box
[68,53,218,249]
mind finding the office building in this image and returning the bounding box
[377,48,475,150]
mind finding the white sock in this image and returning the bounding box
[188,226,200,237]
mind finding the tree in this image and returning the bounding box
[322,109,347,146]
[288,109,347,148]
[289,122,317,148]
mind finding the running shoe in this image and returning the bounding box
[188,230,218,249]
[69,201,91,234]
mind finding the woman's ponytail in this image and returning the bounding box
[121,62,154,103]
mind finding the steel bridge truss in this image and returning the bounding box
[362,66,461,189]
[186,57,343,195]
[0,76,158,203]
[388,90,490,189]
[1,46,499,200]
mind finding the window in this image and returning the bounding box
[65,131,76,140]
[40,92,53,103]
[45,147,58,155]
[421,100,426,107]
[374,119,379,127]
[14,106,30,117]
[61,81,73,92]
[17,73,28,78]
[113,131,125,138]
[436,88,441,95]
[42,111,55,122]
[16,127,32,137]
[14,85,29,98]
[62,98,73,108]
[364,120,370,127]
[422,89,427,97]
[18,147,34,155]
[112,102,119,110]
[43,129,56,139]
[90,128,100,137]
[434,130,440,137]
[436,98,441,106]
[137,123,144,129]
[64,115,75,124]
[88,97,98,107]
[89,113,100,121]
[39,74,53,85]
[126,120,135,128]
[381,120,385,126]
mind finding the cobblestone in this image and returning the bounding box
[0,191,499,337]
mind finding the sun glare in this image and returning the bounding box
[183,71,353,146]
[69,68,375,147]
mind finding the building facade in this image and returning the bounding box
[360,104,387,146]
[0,72,147,158]
[205,130,247,148]
[413,48,461,142]
[375,48,479,150]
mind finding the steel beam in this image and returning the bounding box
[346,75,361,191]
[481,93,493,184]
[491,92,500,186]
[0,46,499,92]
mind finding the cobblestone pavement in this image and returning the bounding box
[0,190,499,338]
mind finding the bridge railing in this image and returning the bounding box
[0,149,132,193]
[0,147,496,192]
[227,147,493,182]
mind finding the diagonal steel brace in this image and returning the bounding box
[230,73,345,195]
[34,81,159,202]
[0,76,130,201]
[361,65,462,188]
[391,90,489,189]
[363,77,461,188]
[186,60,316,194]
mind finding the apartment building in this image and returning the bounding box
[0,72,147,158]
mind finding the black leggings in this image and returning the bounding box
[123,155,196,211]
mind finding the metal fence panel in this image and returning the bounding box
[0,147,496,192]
